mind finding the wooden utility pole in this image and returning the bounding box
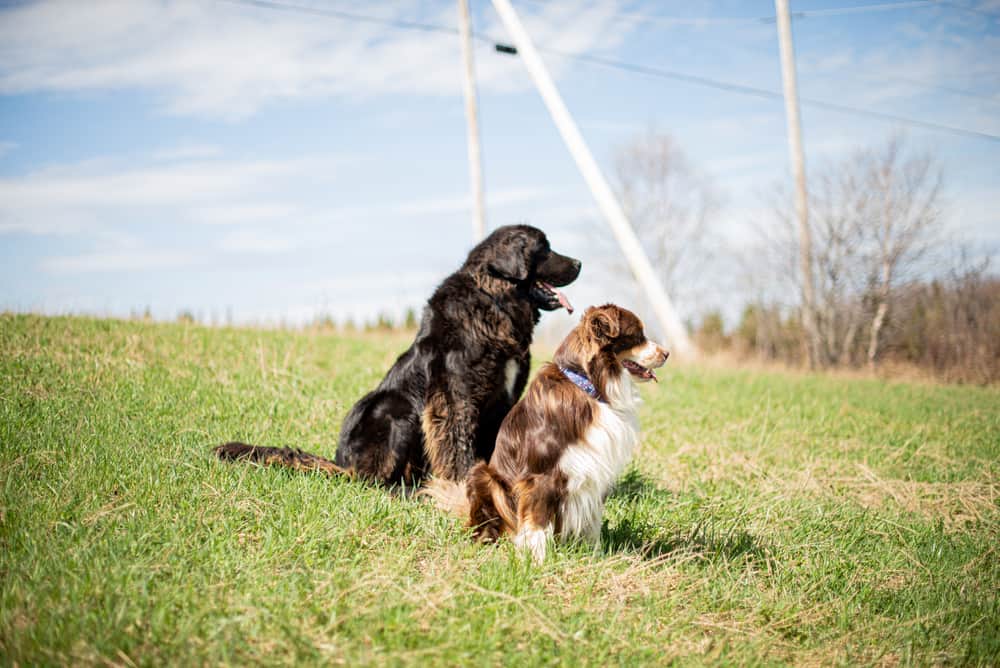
[774,0,820,368]
[458,0,486,241]
[490,0,696,358]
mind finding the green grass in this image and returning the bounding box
[2,314,998,666]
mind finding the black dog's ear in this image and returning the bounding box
[488,237,530,281]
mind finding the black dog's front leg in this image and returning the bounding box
[420,381,481,482]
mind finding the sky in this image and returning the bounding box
[1,0,998,344]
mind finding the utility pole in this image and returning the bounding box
[458,0,487,241]
[489,0,696,358]
[774,0,820,368]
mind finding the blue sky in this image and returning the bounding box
[1,0,998,341]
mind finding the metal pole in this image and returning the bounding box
[458,0,487,241]
[489,0,696,357]
[774,0,820,368]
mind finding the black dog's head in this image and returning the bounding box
[464,224,581,312]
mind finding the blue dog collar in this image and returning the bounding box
[560,366,602,402]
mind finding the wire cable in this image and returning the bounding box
[216,0,467,39]
[937,0,1000,18]
[215,0,1000,143]
[545,49,1000,143]
[518,0,947,25]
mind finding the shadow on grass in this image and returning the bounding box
[605,467,665,504]
[601,469,774,566]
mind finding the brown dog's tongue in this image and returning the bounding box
[543,283,574,314]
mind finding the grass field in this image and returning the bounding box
[1,314,998,666]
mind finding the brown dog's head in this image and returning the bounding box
[555,304,669,393]
[464,225,581,312]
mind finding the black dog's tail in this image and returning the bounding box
[214,442,353,477]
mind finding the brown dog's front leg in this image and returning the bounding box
[511,473,567,563]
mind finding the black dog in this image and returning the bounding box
[216,225,581,486]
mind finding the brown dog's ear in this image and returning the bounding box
[586,305,620,342]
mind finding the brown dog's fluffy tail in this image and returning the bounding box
[418,478,471,517]
[420,463,518,541]
[214,442,352,477]
[467,462,520,541]
[466,463,518,541]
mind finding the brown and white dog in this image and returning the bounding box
[424,304,668,562]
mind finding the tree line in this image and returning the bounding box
[610,130,999,384]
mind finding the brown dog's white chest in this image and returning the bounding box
[557,383,641,541]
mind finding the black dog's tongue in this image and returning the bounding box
[542,282,574,314]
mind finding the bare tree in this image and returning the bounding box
[858,136,942,367]
[605,130,719,312]
[810,164,871,365]
[746,179,845,366]
[751,135,943,369]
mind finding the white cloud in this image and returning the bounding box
[388,186,569,217]
[303,270,444,295]
[0,138,578,264]
[578,119,644,134]
[0,0,631,119]
[217,228,298,254]
[951,184,1000,242]
[41,249,200,274]
[152,144,224,161]
[797,30,1000,129]
[191,202,300,226]
[1,158,300,208]
[0,153,342,236]
[0,143,584,278]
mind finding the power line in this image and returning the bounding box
[938,0,1000,18]
[515,0,764,26]
[515,0,998,102]
[760,0,943,22]
[215,0,1000,143]
[544,50,1000,143]
[844,70,1000,105]
[216,0,502,46]
[519,0,946,25]
[216,0,464,39]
